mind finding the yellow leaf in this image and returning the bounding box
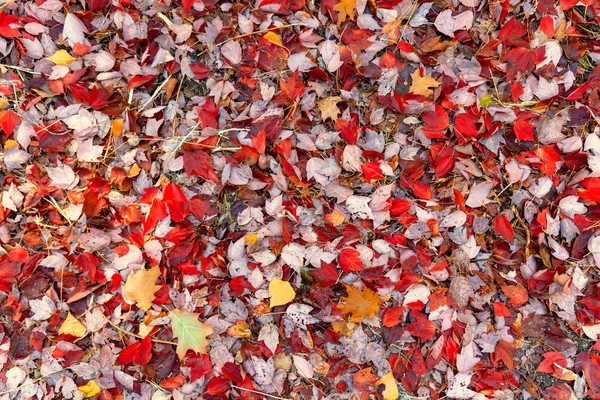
[376,372,399,400]
[128,163,141,178]
[4,139,18,150]
[409,69,441,97]
[269,279,295,308]
[58,312,86,338]
[337,285,381,323]
[123,266,161,311]
[318,96,343,122]
[333,0,356,23]
[263,31,283,46]
[78,380,101,398]
[47,49,77,65]
[0,97,9,109]
[245,233,258,245]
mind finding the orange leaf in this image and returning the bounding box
[337,285,381,323]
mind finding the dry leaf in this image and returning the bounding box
[269,279,296,307]
[318,96,343,121]
[337,285,381,323]
[58,312,87,338]
[46,49,76,65]
[123,266,161,311]
[333,0,357,23]
[409,69,441,97]
[78,380,101,398]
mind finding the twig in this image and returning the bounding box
[218,23,302,46]
[101,311,178,345]
[0,64,41,75]
[137,75,172,111]
[231,385,289,400]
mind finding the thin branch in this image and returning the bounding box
[218,23,302,46]
[101,311,178,346]
[231,385,289,400]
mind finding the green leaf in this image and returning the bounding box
[479,94,494,108]
[168,309,213,359]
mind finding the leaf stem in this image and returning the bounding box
[101,311,178,345]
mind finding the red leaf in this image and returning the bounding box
[361,161,384,182]
[513,119,535,141]
[502,47,536,81]
[421,104,449,133]
[381,306,404,327]
[197,97,219,129]
[205,376,231,396]
[128,75,156,90]
[160,374,186,390]
[390,199,413,217]
[575,352,600,394]
[183,150,218,182]
[534,145,561,176]
[88,0,109,11]
[559,0,579,10]
[0,259,20,292]
[537,352,567,374]
[252,129,267,154]
[338,248,364,273]
[275,70,305,104]
[190,62,211,79]
[407,310,437,341]
[164,183,190,222]
[412,181,432,200]
[189,195,217,221]
[454,113,479,140]
[435,156,454,179]
[309,262,339,287]
[494,339,515,369]
[143,198,168,234]
[336,113,360,145]
[493,214,515,241]
[511,82,524,102]
[501,284,528,307]
[186,354,212,382]
[88,86,111,110]
[493,302,512,317]
[539,16,555,37]
[498,17,528,47]
[0,12,23,38]
[117,334,153,365]
[0,110,21,136]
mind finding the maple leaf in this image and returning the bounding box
[318,96,343,121]
[183,150,218,182]
[337,285,381,323]
[333,0,356,23]
[123,266,161,311]
[169,309,214,359]
[409,69,441,97]
[275,70,305,105]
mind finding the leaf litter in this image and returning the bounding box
[0,0,599,399]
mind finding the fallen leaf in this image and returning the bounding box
[409,69,441,97]
[46,49,76,65]
[337,285,381,323]
[318,96,343,121]
[333,0,356,23]
[58,312,86,338]
[269,279,295,307]
[123,266,161,311]
[169,309,214,359]
[376,372,399,400]
[78,380,101,398]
